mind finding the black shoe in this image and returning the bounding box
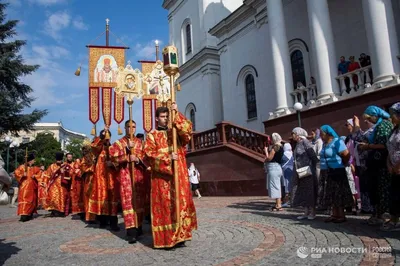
[98,215,108,229]
[19,215,31,222]
[175,241,186,247]
[109,216,120,231]
[126,228,137,244]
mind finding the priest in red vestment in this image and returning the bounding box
[37,164,47,210]
[144,104,197,249]
[14,153,41,222]
[109,120,147,244]
[45,152,73,217]
[88,129,120,231]
[68,153,85,219]
[80,142,97,223]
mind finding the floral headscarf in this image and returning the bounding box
[389,102,400,116]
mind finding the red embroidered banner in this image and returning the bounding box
[89,87,100,124]
[102,87,112,127]
[114,91,124,124]
[142,99,153,133]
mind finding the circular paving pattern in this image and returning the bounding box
[60,219,284,265]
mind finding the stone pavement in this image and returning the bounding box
[0,197,399,266]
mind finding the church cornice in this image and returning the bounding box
[209,0,267,38]
[178,47,220,82]
[162,0,177,9]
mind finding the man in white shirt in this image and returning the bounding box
[188,163,201,199]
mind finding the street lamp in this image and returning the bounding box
[3,136,12,173]
[293,102,304,128]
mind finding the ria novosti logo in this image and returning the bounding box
[297,247,310,259]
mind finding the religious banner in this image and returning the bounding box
[88,46,126,88]
[89,87,100,135]
[142,99,153,133]
[102,87,112,128]
[114,91,125,135]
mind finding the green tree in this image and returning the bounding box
[27,132,61,168]
[65,138,83,159]
[0,2,47,136]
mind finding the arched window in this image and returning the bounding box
[190,109,196,131]
[186,24,192,54]
[185,103,196,131]
[245,74,257,119]
[290,49,306,90]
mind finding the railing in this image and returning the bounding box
[291,84,318,106]
[336,65,373,95]
[188,121,269,157]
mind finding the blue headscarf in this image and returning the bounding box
[320,125,339,138]
[363,105,390,143]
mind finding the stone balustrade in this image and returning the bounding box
[290,84,318,107]
[336,65,373,95]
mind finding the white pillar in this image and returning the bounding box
[307,0,339,99]
[266,0,293,113]
[362,0,400,83]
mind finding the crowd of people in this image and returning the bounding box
[2,104,198,249]
[264,102,400,231]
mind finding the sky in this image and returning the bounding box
[6,0,169,140]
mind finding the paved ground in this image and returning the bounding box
[0,197,399,266]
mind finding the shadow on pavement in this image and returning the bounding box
[0,239,21,265]
[226,200,400,241]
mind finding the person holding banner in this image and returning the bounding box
[144,104,197,249]
[110,120,147,244]
[89,128,120,231]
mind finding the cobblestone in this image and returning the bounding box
[0,197,399,265]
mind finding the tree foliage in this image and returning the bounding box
[26,132,62,168]
[0,2,47,136]
[65,138,83,159]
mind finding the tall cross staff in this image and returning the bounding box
[162,46,181,228]
[115,61,146,227]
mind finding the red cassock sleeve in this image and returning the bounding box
[174,112,193,146]
[144,132,173,176]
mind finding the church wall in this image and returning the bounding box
[393,0,400,52]
[176,70,218,131]
[219,22,273,133]
[201,0,243,47]
[167,0,201,64]
[328,0,369,62]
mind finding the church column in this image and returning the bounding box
[362,0,400,84]
[306,0,339,100]
[266,0,293,114]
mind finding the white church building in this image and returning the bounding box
[163,0,400,132]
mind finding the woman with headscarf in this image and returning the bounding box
[290,127,318,220]
[264,133,284,211]
[351,115,376,214]
[381,102,400,231]
[281,143,294,207]
[311,128,324,210]
[358,105,393,225]
[319,125,353,223]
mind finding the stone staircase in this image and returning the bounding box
[186,121,268,196]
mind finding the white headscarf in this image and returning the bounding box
[188,163,195,171]
[283,143,293,159]
[292,127,308,139]
[271,133,282,146]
